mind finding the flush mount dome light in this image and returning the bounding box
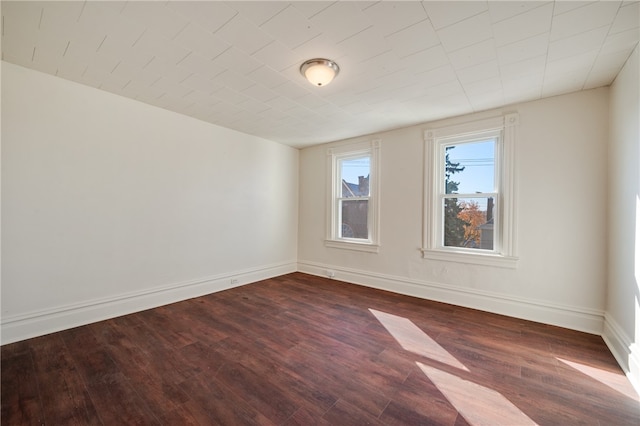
[300,58,340,87]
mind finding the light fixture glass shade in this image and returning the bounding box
[300,59,340,87]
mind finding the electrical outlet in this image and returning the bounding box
[231,278,239,285]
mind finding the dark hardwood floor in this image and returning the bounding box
[2,272,639,425]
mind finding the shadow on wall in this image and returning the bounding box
[635,194,640,381]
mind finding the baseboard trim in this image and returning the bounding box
[298,260,604,335]
[603,313,640,396]
[1,261,297,345]
[1,259,608,347]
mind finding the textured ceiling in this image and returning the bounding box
[2,1,639,148]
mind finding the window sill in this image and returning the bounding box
[325,239,380,253]
[421,248,518,269]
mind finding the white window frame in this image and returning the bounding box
[422,114,519,268]
[326,139,381,253]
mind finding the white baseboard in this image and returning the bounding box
[0,259,608,346]
[603,313,640,396]
[298,260,604,335]
[1,261,297,345]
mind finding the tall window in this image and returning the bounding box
[338,154,370,239]
[423,114,518,267]
[441,135,498,251]
[327,140,380,252]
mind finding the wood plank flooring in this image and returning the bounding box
[2,272,639,425]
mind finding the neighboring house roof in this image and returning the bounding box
[478,218,494,229]
[342,176,369,197]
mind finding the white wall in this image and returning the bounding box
[299,88,610,334]
[1,62,299,344]
[604,46,640,393]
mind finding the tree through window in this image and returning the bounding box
[423,114,519,268]
[443,140,496,251]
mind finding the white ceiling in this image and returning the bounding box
[2,1,638,148]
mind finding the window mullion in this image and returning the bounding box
[442,192,497,199]
[337,196,370,202]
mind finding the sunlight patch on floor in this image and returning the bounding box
[369,308,469,371]
[417,362,538,426]
[556,357,639,401]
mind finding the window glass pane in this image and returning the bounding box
[340,156,370,198]
[445,140,495,194]
[341,199,369,239]
[443,197,495,250]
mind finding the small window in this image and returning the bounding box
[423,114,518,268]
[326,140,380,252]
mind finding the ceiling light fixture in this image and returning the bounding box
[300,58,340,87]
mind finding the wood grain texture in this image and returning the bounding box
[2,272,638,425]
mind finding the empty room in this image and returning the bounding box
[2,1,639,424]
